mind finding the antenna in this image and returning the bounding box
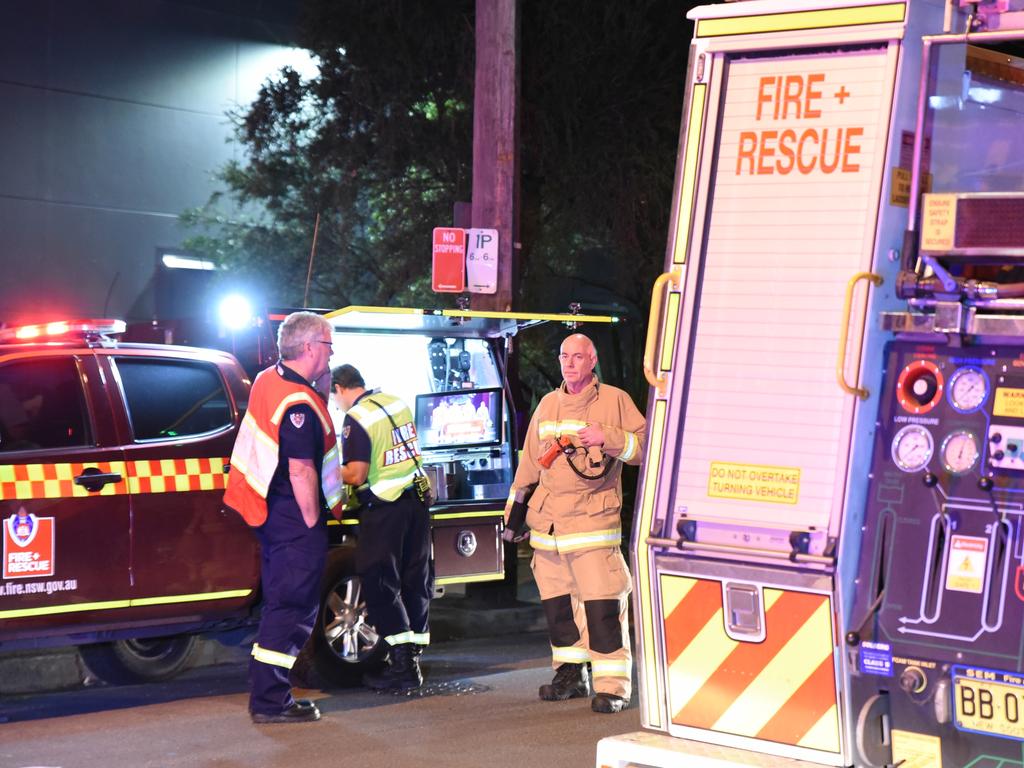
[303,211,321,308]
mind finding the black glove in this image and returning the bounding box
[502,486,533,542]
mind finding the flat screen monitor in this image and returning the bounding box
[415,388,502,451]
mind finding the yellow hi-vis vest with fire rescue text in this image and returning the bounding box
[347,393,420,503]
[224,365,344,526]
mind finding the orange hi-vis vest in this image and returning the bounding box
[224,365,344,527]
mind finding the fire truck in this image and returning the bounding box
[599,0,1024,766]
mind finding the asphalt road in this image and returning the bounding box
[0,632,641,768]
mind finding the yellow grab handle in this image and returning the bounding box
[837,271,883,400]
[643,270,680,395]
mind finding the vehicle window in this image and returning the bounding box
[114,358,231,440]
[0,358,91,452]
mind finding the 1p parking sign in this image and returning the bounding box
[466,228,498,294]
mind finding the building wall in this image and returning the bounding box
[0,0,300,324]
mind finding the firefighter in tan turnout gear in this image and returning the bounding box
[503,334,645,714]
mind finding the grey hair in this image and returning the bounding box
[277,311,331,361]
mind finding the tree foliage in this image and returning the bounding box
[185,0,692,401]
[184,0,476,309]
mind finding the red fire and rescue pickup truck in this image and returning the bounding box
[0,319,265,684]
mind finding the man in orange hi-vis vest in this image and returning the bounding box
[224,311,343,724]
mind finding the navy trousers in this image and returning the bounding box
[249,515,326,716]
[356,492,432,647]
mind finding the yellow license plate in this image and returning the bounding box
[954,672,1024,740]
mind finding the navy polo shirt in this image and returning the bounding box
[266,362,328,538]
[340,390,375,464]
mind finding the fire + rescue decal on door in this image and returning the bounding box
[3,508,54,578]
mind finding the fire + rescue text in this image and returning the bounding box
[384,422,420,467]
[736,74,863,176]
[6,551,51,574]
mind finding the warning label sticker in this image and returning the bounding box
[891,729,942,768]
[707,462,800,505]
[920,193,956,252]
[994,387,1024,418]
[946,535,988,594]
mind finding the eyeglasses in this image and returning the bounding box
[313,340,334,349]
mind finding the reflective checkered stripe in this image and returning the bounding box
[529,527,621,553]
[126,458,228,494]
[384,630,431,647]
[0,461,127,499]
[251,643,296,670]
[0,458,228,500]
[661,575,841,754]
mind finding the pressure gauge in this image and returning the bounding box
[941,430,980,475]
[896,359,944,415]
[891,424,934,473]
[948,367,989,413]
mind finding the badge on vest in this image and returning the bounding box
[290,412,306,429]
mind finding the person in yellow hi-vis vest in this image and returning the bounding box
[331,364,430,691]
[224,311,343,724]
[503,334,646,714]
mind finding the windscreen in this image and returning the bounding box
[928,44,1024,196]
[415,388,502,451]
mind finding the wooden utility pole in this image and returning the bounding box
[468,0,521,605]
[470,0,520,312]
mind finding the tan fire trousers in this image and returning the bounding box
[531,546,632,699]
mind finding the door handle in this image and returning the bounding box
[642,270,681,395]
[74,469,123,493]
[837,271,883,399]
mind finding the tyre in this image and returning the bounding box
[80,634,200,685]
[293,546,385,688]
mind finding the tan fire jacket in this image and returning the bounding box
[504,378,646,553]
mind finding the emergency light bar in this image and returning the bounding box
[0,319,126,343]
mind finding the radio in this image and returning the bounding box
[539,436,573,469]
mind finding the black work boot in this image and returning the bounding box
[363,643,423,691]
[591,693,629,713]
[538,662,591,701]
